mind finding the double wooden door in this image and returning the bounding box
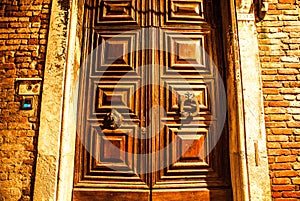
[73,0,232,200]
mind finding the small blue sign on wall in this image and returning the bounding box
[21,98,33,110]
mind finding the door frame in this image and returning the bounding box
[32,0,272,200]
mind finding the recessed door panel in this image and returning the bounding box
[163,80,214,119]
[92,31,141,76]
[163,31,214,76]
[95,0,141,26]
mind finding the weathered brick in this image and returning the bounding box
[279,15,299,21]
[278,0,295,3]
[269,101,290,107]
[266,122,287,128]
[29,16,40,22]
[272,185,295,191]
[9,22,30,28]
[269,149,291,156]
[282,142,300,148]
[268,114,292,121]
[287,108,300,114]
[265,95,284,101]
[291,178,300,184]
[268,135,289,141]
[276,156,297,163]
[282,10,299,15]
[283,95,296,101]
[263,82,282,88]
[271,128,294,135]
[275,170,298,177]
[268,142,281,149]
[282,39,300,44]
[282,192,300,198]
[281,88,300,94]
[273,178,291,184]
[294,163,300,169]
[265,107,286,114]
[277,4,297,9]
[278,68,299,75]
[263,88,280,94]
[274,198,297,201]
[9,34,30,39]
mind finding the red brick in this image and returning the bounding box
[288,82,300,88]
[269,156,276,163]
[270,163,293,170]
[263,82,282,88]
[274,198,297,201]
[276,75,297,81]
[266,122,286,128]
[273,178,291,184]
[276,156,297,163]
[291,178,300,184]
[265,95,284,101]
[281,88,300,94]
[272,185,295,191]
[287,122,300,128]
[268,142,281,149]
[278,69,299,75]
[263,88,280,94]
[265,108,286,114]
[269,149,291,156]
[282,143,300,148]
[268,135,289,142]
[272,192,282,198]
[278,0,295,3]
[269,101,290,107]
[274,170,298,177]
[268,114,292,121]
[282,192,300,198]
[9,5,21,11]
[262,69,278,75]
[28,39,38,45]
[277,4,297,9]
[29,16,41,22]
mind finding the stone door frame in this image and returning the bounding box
[32,0,272,200]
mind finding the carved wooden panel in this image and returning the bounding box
[86,79,141,120]
[154,124,229,188]
[95,0,140,25]
[161,0,206,26]
[92,31,140,76]
[166,125,209,166]
[163,80,215,119]
[95,81,139,117]
[163,31,214,76]
[169,0,204,21]
[74,124,148,188]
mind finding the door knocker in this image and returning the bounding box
[180,91,200,117]
[102,109,123,130]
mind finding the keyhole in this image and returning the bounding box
[27,85,32,90]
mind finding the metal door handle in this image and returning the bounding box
[180,92,200,117]
[102,109,123,129]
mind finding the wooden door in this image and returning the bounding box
[73,0,232,200]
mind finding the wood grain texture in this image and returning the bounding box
[152,189,232,201]
[73,190,150,201]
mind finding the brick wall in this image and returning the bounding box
[257,0,300,200]
[0,0,50,200]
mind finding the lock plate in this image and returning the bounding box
[16,78,42,95]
